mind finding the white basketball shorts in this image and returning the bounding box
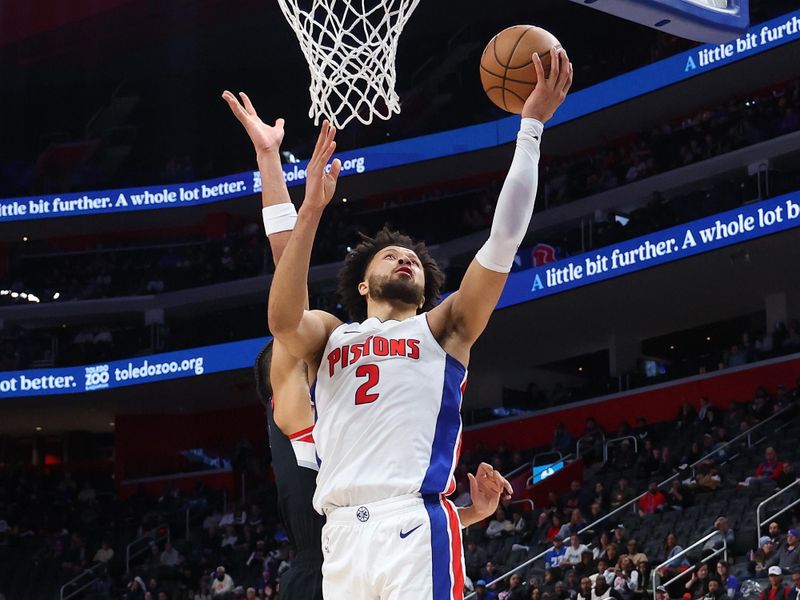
[321,494,465,600]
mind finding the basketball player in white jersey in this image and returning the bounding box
[223,90,513,597]
[269,48,572,600]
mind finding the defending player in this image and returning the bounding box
[223,90,323,600]
[269,48,571,599]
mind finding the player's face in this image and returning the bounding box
[361,246,425,307]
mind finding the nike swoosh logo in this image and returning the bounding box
[400,524,423,539]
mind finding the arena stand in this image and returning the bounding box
[1,349,798,600]
[2,77,798,312]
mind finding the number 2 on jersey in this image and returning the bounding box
[355,364,380,405]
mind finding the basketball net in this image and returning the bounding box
[277,0,421,129]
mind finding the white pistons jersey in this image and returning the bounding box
[312,314,467,514]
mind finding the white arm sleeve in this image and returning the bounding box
[475,117,544,273]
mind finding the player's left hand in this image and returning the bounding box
[304,120,342,211]
[468,462,514,520]
[522,47,573,124]
[222,90,284,157]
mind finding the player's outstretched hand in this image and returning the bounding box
[468,462,514,521]
[304,120,342,210]
[222,90,284,157]
[522,47,573,124]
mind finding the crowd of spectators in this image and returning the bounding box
[451,381,800,599]
[0,375,797,600]
[2,77,799,314]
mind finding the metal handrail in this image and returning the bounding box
[651,530,727,600]
[464,405,794,599]
[60,561,106,600]
[125,524,170,574]
[511,499,535,512]
[577,432,606,461]
[506,461,533,481]
[756,478,800,546]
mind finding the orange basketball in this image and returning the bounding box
[480,25,563,114]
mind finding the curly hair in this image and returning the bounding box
[253,340,273,407]
[336,227,445,323]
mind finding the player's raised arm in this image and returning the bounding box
[430,48,573,356]
[222,90,310,311]
[267,121,343,362]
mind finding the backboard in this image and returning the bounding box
[567,0,750,43]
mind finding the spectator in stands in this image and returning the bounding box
[703,517,735,553]
[575,551,598,579]
[704,578,726,600]
[635,561,652,600]
[740,447,784,488]
[220,525,238,550]
[594,559,614,586]
[760,567,791,600]
[475,579,497,600]
[633,418,650,444]
[594,574,621,600]
[715,561,739,600]
[585,502,605,532]
[486,507,514,557]
[499,573,527,600]
[613,526,629,550]
[581,418,605,466]
[639,481,666,516]
[125,576,147,600]
[667,480,691,511]
[692,461,722,492]
[751,536,778,578]
[92,540,114,564]
[685,562,711,600]
[676,401,697,431]
[77,481,97,504]
[542,568,561,595]
[555,581,571,600]
[160,540,182,569]
[613,441,636,471]
[611,478,635,511]
[579,577,594,600]
[547,535,568,569]
[555,423,576,454]
[788,570,800,600]
[547,513,565,541]
[769,522,785,550]
[599,543,620,568]
[775,461,796,489]
[565,535,591,567]
[661,533,690,577]
[560,509,588,539]
[452,479,472,507]
[211,566,234,598]
[483,561,504,584]
[563,481,585,515]
[768,530,800,573]
[592,483,610,511]
[625,540,648,565]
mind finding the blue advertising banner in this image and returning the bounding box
[1,10,798,223]
[3,191,800,398]
[0,337,270,399]
[498,192,800,308]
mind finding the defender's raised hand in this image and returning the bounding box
[222,90,284,156]
[522,48,573,124]
[468,462,514,520]
[303,120,342,211]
